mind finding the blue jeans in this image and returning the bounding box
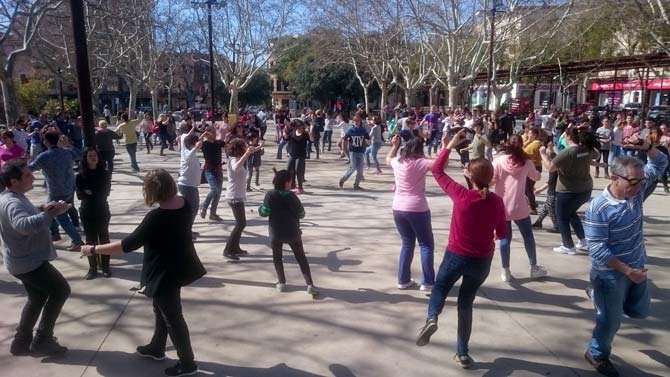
[428,251,492,355]
[276,139,287,159]
[365,142,383,172]
[588,270,650,359]
[49,194,82,245]
[499,217,537,268]
[341,151,364,186]
[202,169,223,215]
[393,210,434,286]
[555,191,591,248]
[609,145,623,165]
[125,143,139,170]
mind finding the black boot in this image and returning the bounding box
[85,256,98,280]
[100,255,112,278]
[10,333,32,356]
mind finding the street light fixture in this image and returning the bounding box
[484,0,505,117]
[191,0,225,117]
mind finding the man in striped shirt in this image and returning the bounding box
[583,147,667,377]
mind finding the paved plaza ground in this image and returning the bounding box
[0,126,668,377]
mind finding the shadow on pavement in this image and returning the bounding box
[475,356,664,377]
[639,349,670,368]
[42,349,329,376]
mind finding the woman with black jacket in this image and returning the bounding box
[81,169,206,377]
[76,148,112,279]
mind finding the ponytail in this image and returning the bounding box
[477,186,489,200]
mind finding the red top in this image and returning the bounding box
[431,148,508,259]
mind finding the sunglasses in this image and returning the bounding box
[614,174,645,186]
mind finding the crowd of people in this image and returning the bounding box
[0,102,668,377]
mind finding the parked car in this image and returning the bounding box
[621,102,642,112]
[584,105,609,118]
[648,105,670,122]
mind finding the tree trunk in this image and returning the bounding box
[1,77,18,126]
[229,86,239,117]
[128,85,137,119]
[151,89,159,120]
[404,88,413,107]
[363,85,369,115]
[379,82,388,122]
[448,83,460,109]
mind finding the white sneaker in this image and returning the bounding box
[419,284,434,292]
[553,245,576,255]
[398,279,416,289]
[530,265,548,278]
[575,239,588,251]
[501,269,512,282]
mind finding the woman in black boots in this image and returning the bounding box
[76,147,112,279]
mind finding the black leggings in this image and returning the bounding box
[148,286,195,365]
[224,200,246,253]
[596,149,610,176]
[81,204,111,271]
[13,262,71,340]
[272,239,313,285]
[287,155,306,189]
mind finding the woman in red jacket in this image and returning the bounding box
[415,131,508,370]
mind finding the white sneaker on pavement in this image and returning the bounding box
[553,245,577,255]
[501,269,512,282]
[530,265,548,278]
[576,239,588,251]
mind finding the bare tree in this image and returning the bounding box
[0,0,62,124]
[191,0,297,115]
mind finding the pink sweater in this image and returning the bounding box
[492,155,541,221]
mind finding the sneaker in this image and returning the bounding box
[292,188,304,195]
[416,318,438,346]
[530,265,548,279]
[66,243,82,252]
[164,361,199,377]
[453,354,475,369]
[501,269,512,282]
[419,284,433,292]
[84,269,98,280]
[576,239,589,251]
[338,179,344,189]
[223,252,240,261]
[51,234,62,242]
[584,351,619,377]
[102,269,112,278]
[30,336,68,356]
[553,245,577,255]
[209,214,223,221]
[199,209,206,219]
[246,187,252,192]
[136,344,166,360]
[664,186,670,194]
[353,185,364,190]
[307,285,319,295]
[10,336,32,356]
[276,282,287,292]
[397,279,416,289]
[531,221,542,229]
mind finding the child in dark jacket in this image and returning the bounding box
[259,169,318,295]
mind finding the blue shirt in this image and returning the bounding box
[28,147,80,197]
[584,152,668,272]
[345,126,370,153]
[29,121,43,144]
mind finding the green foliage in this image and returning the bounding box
[42,98,81,118]
[239,70,272,106]
[16,77,52,115]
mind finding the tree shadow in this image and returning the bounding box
[475,356,664,377]
[329,363,357,377]
[42,349,327,377]
[315,287,427,305]
[639,349,670,368]
[282,247,372,273]
[0,279,24,296]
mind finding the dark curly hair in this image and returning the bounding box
[272,167,292,190]
[500,134,528,167]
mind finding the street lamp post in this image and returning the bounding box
[485,1,504,117]
[192,0,224,118]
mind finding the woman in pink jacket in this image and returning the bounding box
[493,135,547,282]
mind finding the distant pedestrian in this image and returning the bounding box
[338,115,369,190]
[115,113,140,171]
